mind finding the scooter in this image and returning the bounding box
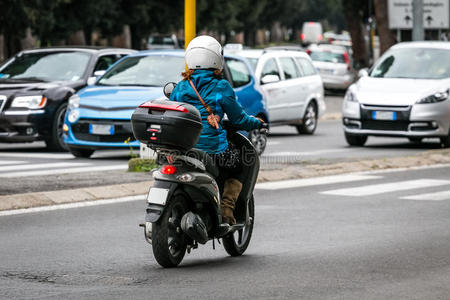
[131,83,267,268]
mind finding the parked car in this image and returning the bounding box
[64,50,269,158]
[234,49,325,134]
[307,44,355,90]
[342,42,450,147]
[301,22,323,46]
[0,47,135,151]
[147,34,181,50]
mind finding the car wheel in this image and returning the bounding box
[45,103,68,152]
[408,137,422,143]
[296,102,317,135]
[69,148,95,158]
[345,132,367,146]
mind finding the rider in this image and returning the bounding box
[169,35,263,225]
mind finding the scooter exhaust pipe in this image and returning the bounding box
[181,212,209,244]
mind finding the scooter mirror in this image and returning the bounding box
[163,82,177,98]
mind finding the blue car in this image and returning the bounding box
[64,50,269,158]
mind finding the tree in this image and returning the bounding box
[0,0,29,58]
[343,0,369,68]
[374,0,395,55]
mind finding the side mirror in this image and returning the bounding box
[261,74,280,85]
[94,70,106,77]
[163,82,177,98]
[358,68,369,78]
[87,77,97,86]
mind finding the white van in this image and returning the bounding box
[301,22,323,45]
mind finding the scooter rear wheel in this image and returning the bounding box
[222,195,255,256]
[152,194,188,267]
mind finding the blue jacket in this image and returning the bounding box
[170,70,261,154]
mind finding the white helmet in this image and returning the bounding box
[185,35,223,70]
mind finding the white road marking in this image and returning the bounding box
[255,174,381,190]
[263,148,350,157]
[401,190,450,201]
[0,152,74,159]
[266,141,281,146]
[0,162,90,172]
[0,195,146,217]
[0,164,128,178]
[321,179,450,197]
[0,160,26,165]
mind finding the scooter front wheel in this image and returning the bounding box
[152,193,188,267]
[222,195,255,256]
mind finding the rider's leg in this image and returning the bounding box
[221,178,242,225]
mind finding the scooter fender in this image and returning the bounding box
[145,181,179,223]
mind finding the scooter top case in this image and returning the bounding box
[131,99,202,152]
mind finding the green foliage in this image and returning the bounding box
[128,158,158,172]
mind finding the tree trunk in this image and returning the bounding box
[0,34,4,63]
[69,30,86,46]
[374,0,396,55]
[343,0,368,68]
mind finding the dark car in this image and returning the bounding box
[0,47,136,151]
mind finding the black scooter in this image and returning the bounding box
[131,83,266,267]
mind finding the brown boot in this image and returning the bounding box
[221,178,242,225]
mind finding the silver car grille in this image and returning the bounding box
[0,95,6,113]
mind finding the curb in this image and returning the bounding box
[1,149,449,212]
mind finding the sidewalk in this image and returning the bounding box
[1,148,449,212]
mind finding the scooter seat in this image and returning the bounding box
[187,148,219,178]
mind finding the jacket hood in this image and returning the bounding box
[354,77,450,106]
[185,70,220,100]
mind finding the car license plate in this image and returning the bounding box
[372,111,397,121]
[147,188,169,205]
[89,124,114,135]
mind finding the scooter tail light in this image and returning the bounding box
[160,165,177,175]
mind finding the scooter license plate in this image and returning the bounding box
[147,188,169,205]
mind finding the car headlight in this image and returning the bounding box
[344,90,358,102]
[68,109,80,123]
[68,94,80,110]
[11,95,47,109]
[416,89,449,104]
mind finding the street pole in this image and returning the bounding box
[185,0,196,49]
[412,0,424,41]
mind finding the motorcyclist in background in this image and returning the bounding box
[169,35,263,225]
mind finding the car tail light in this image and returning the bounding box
[318,34,323,41]
[301,34,305,40]
[161,165,177,175]
[306,49,311,55]
[344,52,351,71]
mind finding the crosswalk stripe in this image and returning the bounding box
[0,152,74,159]
[0,162,90,172]
[0,160,26,165]
[401,190,450,201]
[0,165,128,178]
[255,174,381,190]
[321,179,450,197]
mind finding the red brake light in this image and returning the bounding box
[306,49,311,55]
[161,165,177,175]
[343,52,351,70]
[309,22,315,25]
[139,102,188,113]
[300,34,305,40]
[318,34,323,41]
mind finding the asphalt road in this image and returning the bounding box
[0,94,445,195]
[1,166,449,299]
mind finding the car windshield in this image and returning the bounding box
[0,51,91,82]
[309,51,345,63]
[370,48,450,79]
[98,55,184,87]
